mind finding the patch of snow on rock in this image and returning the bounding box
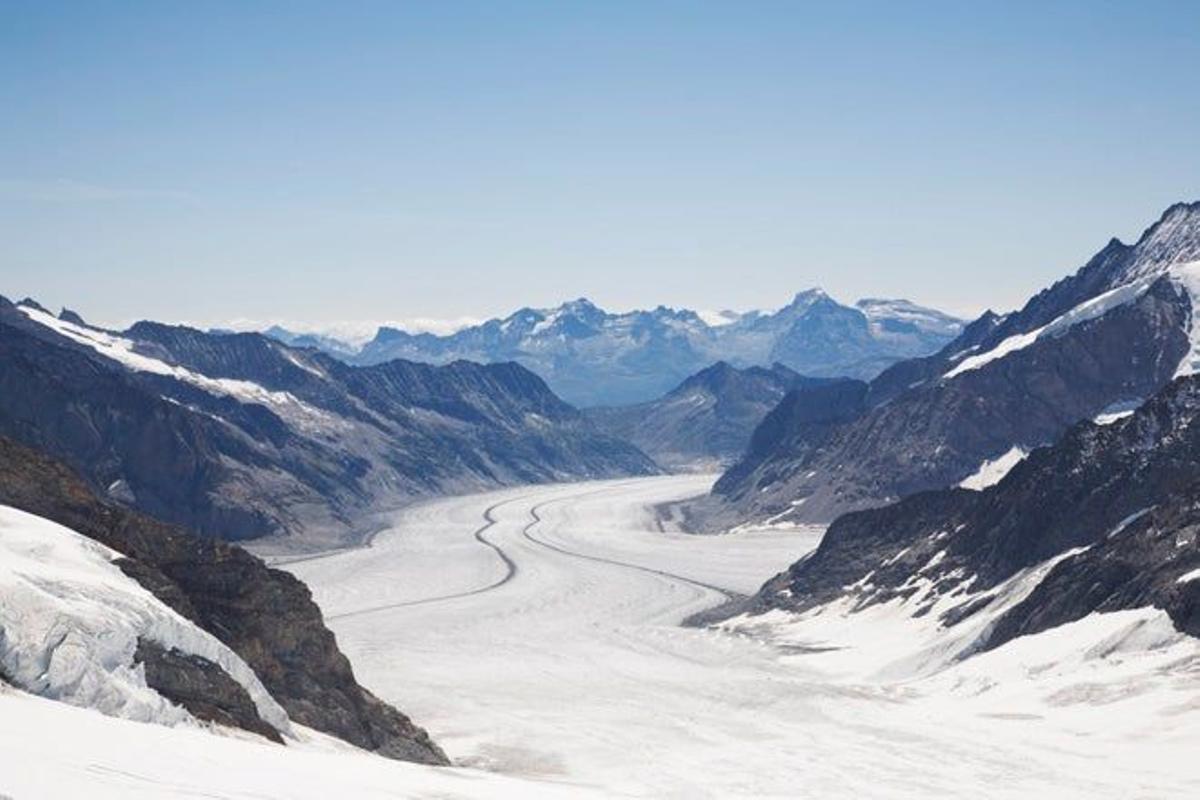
[944,275,1163,378]
[958,446,1028,490]
[1168,260,1200,377]
[17,304,342,434]
[1094,399,1143,425]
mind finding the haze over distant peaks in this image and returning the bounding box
[264,290,964,406]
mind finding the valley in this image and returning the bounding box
[283,477,1198,799]
[7,7,1200,797]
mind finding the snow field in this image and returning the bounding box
[288,477,1200,798]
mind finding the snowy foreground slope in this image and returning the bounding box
[0,503,597,798]
[0,504,289,735]
[0,689,589,800]
[286,477,1200,799]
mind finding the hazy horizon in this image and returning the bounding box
[4,2,1199,329]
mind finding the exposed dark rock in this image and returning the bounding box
[700,202,1200,528]
[134,638,283,743]
[57,308,87,327]
[0,298,656,545]
[586,362,839,470]
[0,436,449,764]
[739,374,1200,647]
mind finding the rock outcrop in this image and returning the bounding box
[0,435,448,764]
[739,373,1200,647]
[586,362,843,470]
[697,202,1200,528]
[0,300,656,547]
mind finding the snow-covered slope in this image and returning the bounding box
[282,476,1199,798]
[0,297,655,548]
[735,370,1200,668]
[0,504,290,737]
[701,202,1200,528]
[957,445,1027,490]
[944,260,1200,379]
[0,686,594,800]
[0,433,448,763]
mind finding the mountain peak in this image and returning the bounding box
[790,288,829,304]
[17,297,48,313]
[559,297,601,314]
[1119,200,1200,281]
[59,308,87,327]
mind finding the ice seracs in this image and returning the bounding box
[0,504,291,737]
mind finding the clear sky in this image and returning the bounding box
[3,1,1199,332]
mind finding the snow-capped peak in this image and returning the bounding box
[786,288,832,309]
[856,298,965,336]
[1121,201,1200,282]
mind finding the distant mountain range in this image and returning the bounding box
[265,292,964,407]
[688,201,1200,530]
[0,298,656,548]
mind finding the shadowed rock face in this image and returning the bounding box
[700,202,1200,529]
[0,436,448,765]
[134,639,284,744]
[0,299,657,546]
[738,374,1200,646]
[585,362,844,470]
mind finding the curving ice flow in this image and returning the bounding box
[284,476,1200,799]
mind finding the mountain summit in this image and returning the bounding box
[269,292,963,406]
[694,201,1200,530]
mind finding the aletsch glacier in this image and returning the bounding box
[2,203,1200,798]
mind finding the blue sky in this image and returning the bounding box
[3,1,1199,330]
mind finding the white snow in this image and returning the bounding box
[278,344,327,377]
[945,260,1200,381]
[0,504,291,735]
[0,687,590,799]
[17,304,342,433]
[944,274,1165,378]
[277,476,1200,798]
[10,476,1194,797]
[1106,508,1152,539]
[695,308,742,327]
[1178,567,1200,585]
[857,298,963,336]
[1094,398,1143,425]
[1169,261,1200,377]
[958,446,1028,490]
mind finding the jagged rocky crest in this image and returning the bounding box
[694,201,1200,529]
[0,300,656,547]
[268,292,963,407]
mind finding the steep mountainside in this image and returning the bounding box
[0,299,655,547]
[585,362,843,470]
[737,373,1200,653]
[696,202,1200,529]
[269,293,962,406]
[0,435,446,764]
